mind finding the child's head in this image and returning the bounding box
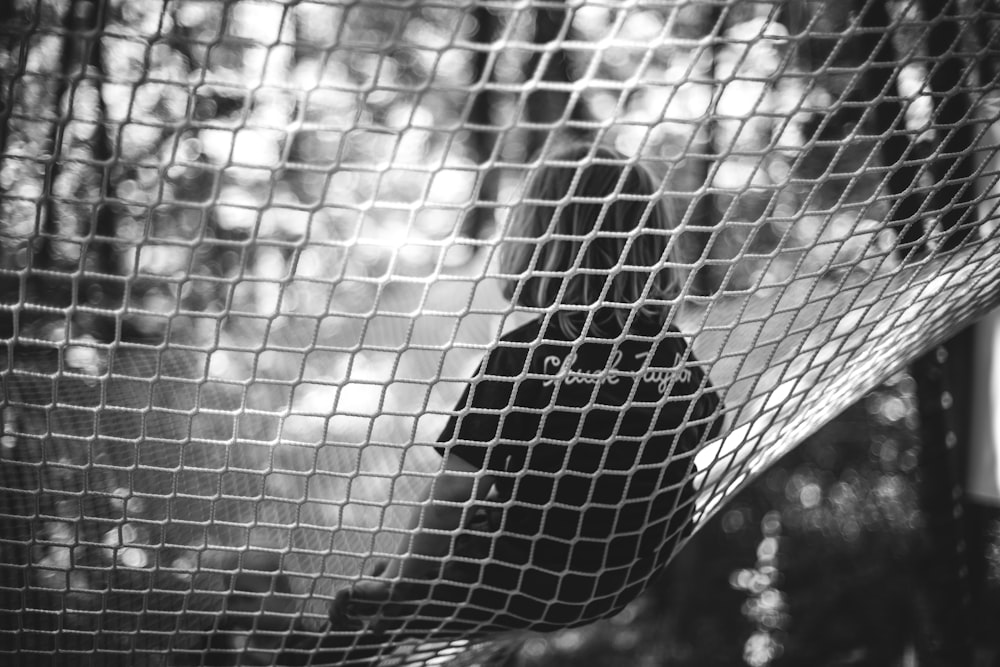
[499,143,682,336]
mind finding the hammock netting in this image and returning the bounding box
[1,0,999,664]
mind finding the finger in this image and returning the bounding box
[368,559,390,577]
[328,589,363,631]
[350,580,392,603]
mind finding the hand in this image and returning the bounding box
[328,560,396,632]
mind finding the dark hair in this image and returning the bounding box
[498,143,682,337]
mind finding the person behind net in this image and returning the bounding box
[308,143,723,665]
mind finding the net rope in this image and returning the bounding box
[1,0,999,664]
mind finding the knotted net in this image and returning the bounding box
[1,0,999,664]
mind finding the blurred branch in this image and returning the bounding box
[462,1,596,241]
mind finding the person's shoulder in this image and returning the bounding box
[477,315,543,376]
[659,323,690,349]
[644,324,709,380]
[631,321,689,351]
[498,314,545,343]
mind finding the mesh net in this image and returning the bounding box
[1,0,999,664]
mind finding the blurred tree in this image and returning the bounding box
[0,0,67,336]
[688,2,723,295]
[460,5,500,240]
[0,1,15,182]
[909,340,975,666]
[521,0,593,158]
[908,13,988,657]
[1,1,998,665]
[864,0,979,257]
[65,0,122,338]
[0,0,132,341]
[855,0,930,257]
[919,0,978,251]
[38,0,118,314]
[973,2,999,89]
[865,0,984,663]
[461,1,596,241]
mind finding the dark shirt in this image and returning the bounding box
[436,313,721,572]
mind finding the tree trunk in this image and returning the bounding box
[688,3,723,295]
[460,6,500,240]
[74,0,125,341]
[906,3,983,658]
[854,0,929,257]
[863,0,981,661]
[0,0,73,339]
[523,1,592,159]
[910,337,974,667]
[919,0,978,251]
